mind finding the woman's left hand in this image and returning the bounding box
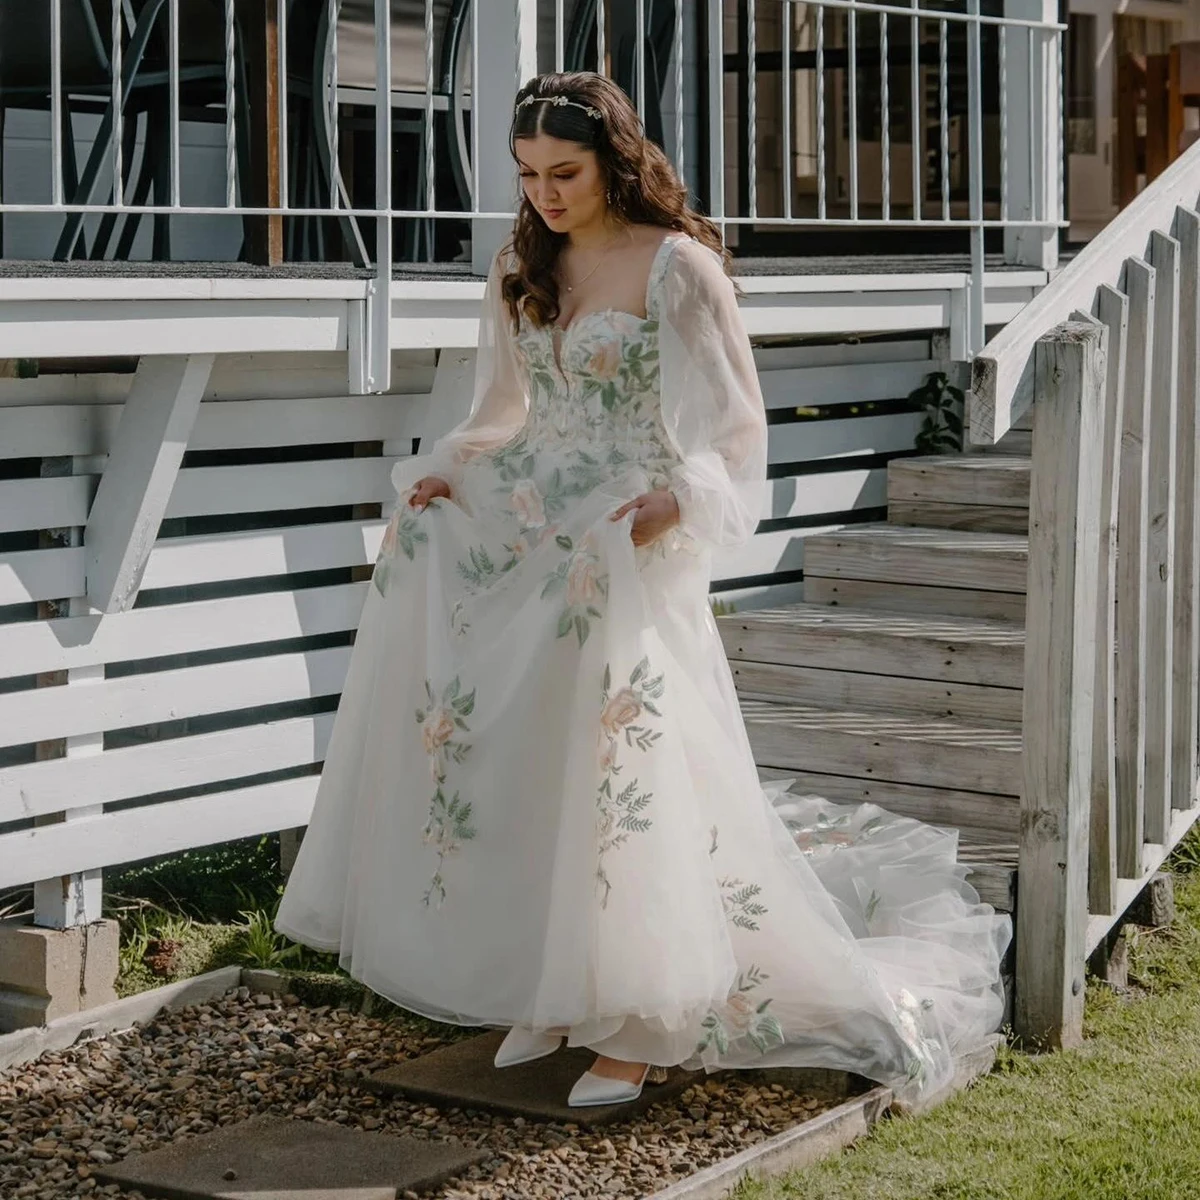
[610,490,681,547]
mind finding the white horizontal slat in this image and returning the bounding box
[0,374,133,408]
[0,352,437,409]
[0,775,319,888]
[753,339,932,372]
[0,299,348,360]
[713,523,845,583]
[740,290,953,338]
[768,411,922,464]
[0,519,387,606]
[0,458,401,532]
[0,582,369,678]
[0,713,334,823]
[0,545,81,607]
[1,394,430,460]
[761,467,886,521]
[760,360,936,410]
[0,645,351,748]
[0,476,94,533]
[163,458,400,518]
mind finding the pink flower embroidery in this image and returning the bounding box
[510,479,546,528]
[601,687,642,737]
[587,341,623,382]
[566,552,601,606]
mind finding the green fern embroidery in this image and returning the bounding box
[595,657,665,907]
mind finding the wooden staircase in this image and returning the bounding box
[720,430,1035,922]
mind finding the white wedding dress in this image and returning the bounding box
[274,230,1012,1109]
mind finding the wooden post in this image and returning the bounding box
[1114,258,1153,877]
[1144,230,1179,845]
[1171,206,1200,814]
[238,0,284,265]
[1077,287,1127,917]
[1016,321,1105,1048]
[1002,0,1060,270]
[471,0,538,272]
[33,458,104,932]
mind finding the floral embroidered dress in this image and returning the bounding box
[274,230,1011,1109]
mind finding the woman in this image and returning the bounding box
[274,70,1011,1111]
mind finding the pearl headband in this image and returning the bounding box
[516,93,603,121]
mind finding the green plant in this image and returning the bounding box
[231,885,308,970]
[909,371,965,455]
[103,833,284,924]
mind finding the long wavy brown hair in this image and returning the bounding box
[500,70,734,335]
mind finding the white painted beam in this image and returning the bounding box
[1001,0,1060,270]
[471,0,536,271]
[84,355,215,613]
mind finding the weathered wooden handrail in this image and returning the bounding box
[1016,196,1200,1047]
[970,142,1200,446]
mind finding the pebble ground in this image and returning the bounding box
[0,985,842,1200]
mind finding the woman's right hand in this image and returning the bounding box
[407,476,452,511]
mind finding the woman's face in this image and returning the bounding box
[514,133,606,233]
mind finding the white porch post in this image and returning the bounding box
[1002,0,1061,270]
[32,456,105,933]
[471,0,538,273]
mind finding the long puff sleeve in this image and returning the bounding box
[390,243,530,499]
[658,238,769,551]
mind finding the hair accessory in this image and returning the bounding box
[517,93,602,120]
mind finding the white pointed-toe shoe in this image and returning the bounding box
[493,1026,564,1069]
[567,1063,651,1108]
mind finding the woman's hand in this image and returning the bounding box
[610,489,681,547]
[407,476,452,511]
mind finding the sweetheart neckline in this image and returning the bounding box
[549,230,688,340]
[549,307,654,339]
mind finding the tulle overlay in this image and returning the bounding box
[274,231,1011,1109]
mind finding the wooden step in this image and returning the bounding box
[731,661,1023,724]
[888,455,1031,533]
[803,524,1028,618]
[720,604,1024,686]
[742,698,1022,797]
[720,603,1023,722]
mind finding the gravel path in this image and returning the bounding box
[0,985,844,1200]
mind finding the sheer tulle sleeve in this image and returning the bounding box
[658,238,768,551]
[390,243,530,499]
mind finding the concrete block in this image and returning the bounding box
[94,1113,488,1200]
[0,917,119,1031]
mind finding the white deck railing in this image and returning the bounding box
[0,0,1064,377]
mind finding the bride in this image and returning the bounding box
[274,70,1011,1111]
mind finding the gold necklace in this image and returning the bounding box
[561,224,631,292]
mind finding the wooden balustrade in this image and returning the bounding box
[1011,179,1200,1045]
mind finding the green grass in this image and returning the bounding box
[735,826,1200,1200]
